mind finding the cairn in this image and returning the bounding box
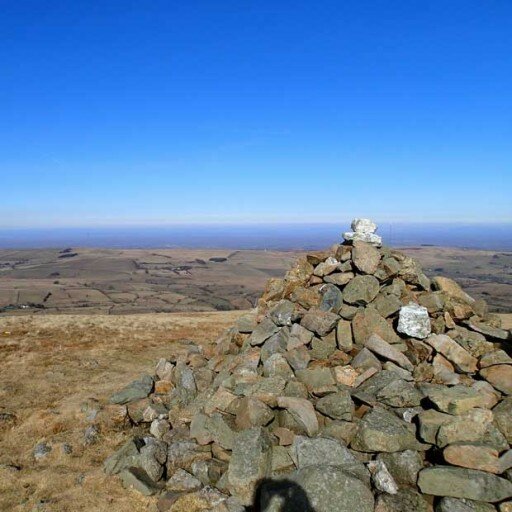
[104,219,512,512]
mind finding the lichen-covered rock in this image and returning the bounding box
[397,303,431,339]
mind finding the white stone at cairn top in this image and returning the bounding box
[343,218,382,247]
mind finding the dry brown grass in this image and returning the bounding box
[0,311,244,512]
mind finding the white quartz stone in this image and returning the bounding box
[397,302,431,339]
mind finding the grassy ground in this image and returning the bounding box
[0,311,243,512]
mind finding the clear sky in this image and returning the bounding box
[1,1,511,227]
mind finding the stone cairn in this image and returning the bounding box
[104,218,512,512]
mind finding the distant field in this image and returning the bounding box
[0,246,510,315]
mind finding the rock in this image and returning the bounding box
[309,333,337,360]
[166,468,203,492]
[276,396,319,436]
[436,497,496,512]
[300,309,339,336]
[33,442,52,461]
[333,365,359,387]
[166,441,211,474]
[466,320,509,341]
[376,379,423,408]
[480,350,512,368]
[422,384,489,414]
[418,466,512,502]
[324,272,354,286]
[226,427,273,505]
[271,445,295,474]
[204,413,235,450]
[343,218,382,247]
[343,275,380,305]
[319,283,344,313]
[373,293,402,318]
[235,397,274,429]
[368,460,399,494]
[377,450,423,487]
[365,334,414,371]
[119,467,162,496]
[287,323,314,350]
[110,375,154,404]
[443,444,501,474]
[248,318,280,346]
[352,307,401,346]
[352,347,383,372]
[375,489,433,512]
[397,303,431,339]
[315,390,354,421]
[286,464,375,512]
[314,256,340,277]
[436,408,493,447]
[352,241,381,275]
[295,367,336,395]
[432,276,474,304]
[351,407,423,452]
[290,436,366,479]
[493,398,512,443]
[424,334,478,373]
[263,353,294,379]
[104,438,142,475]
[269,300,296,326]
[140,440,167,482]
[336,319,353,351]
[480,365,512,395]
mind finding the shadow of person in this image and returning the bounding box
[249,478,315,512]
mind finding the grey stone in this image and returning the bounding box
[166,468,202,492]
[418,466,512,502]
[119,467,161,496]
[377,450,423,487]
[375,489,432,512]
[351,347,382,372]
[309,333,337,360]
[367,459,398,494]
[493,397,512,443]
[324,272,354,286]
[291,464,374,512]
[291,436,368,483]
[343,275,380,305]
[336,319,353,351]
[397,302,431,339]
[262,353,294,379]
[319,283,344,313]
[33,442,52,461]
[344,218,382,247]
[300,309,339,336]
[295,367,336,395]
[424,334,478,373]
[373,293,402,318]
[110,374,154,404]
[365,333,414,371]
[139,439,167,482]
[376,379,423,408]
[269,300,296,326]
[104,438,142,475]
[249,318,280,346]
[351,407,423,452]
[226,427,273,505]
[421,384,488,414]
[315,390,354,421]
[287,323,314,350]
[436,497,496,512]
[276,396,319,436]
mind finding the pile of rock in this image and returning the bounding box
[104,219,512,512]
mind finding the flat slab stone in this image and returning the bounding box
[424,334,478,373]
[418,466,512,503]
[109,375,154,405]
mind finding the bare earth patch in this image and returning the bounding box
[0,311,244,512]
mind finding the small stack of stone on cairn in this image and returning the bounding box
[104,218,512,512]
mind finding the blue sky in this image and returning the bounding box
[1,0,511,227]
